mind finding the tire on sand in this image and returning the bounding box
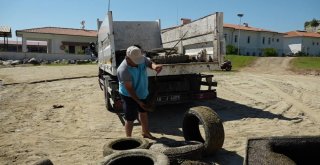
[99,149,169,165]
[33,159,54,165]
[149,140,203,163]
[183,106,224,156]
[103,137,150,157]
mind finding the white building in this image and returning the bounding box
[283,31,320,56]
[16,27,97,54]
[224,23,284,56]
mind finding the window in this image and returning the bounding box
[224,34,227,42]
[262,37,265,44]
[234,35,238,43]
[268,38,271,45]
[247,36,251,44]
[276,39,279,42]
[312,42,315,45]
[272,38,274,42]
[69,45,75,54]
[317,42,319,45]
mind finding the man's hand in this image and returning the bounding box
[153,64,163,74]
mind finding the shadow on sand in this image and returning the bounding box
[148,97,302,164]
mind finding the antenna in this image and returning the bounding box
[81,20,86,29]
[108,0,111,12]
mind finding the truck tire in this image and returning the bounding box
[180,160,210,165]
[99,149,169,165]
[103,76,114,112]
[103,137,150,157]
[149,141,203,163]
[183,106,224,156]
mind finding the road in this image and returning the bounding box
[0,58,319,164]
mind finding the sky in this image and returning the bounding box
[1,0,319,40]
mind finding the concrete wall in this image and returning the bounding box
[283,37,320,56]
[224,27,284,56]
[0,52,93,61]
[20,33,96,54]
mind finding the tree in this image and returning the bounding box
[310,18,319,32]
[304,21,310,29]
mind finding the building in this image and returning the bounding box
[223,23,284,56]
[284,31,320,56]
[0,26,12,51]
[16,27,97,54]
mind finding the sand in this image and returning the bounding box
[0,58,319,164]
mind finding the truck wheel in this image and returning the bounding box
[103,76,114,112]
[103,137,150,157]
[149,140,203,164]
[99,149,169,165]
[183,106,224,156]
[180,160,210,165]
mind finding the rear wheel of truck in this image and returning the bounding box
[103,75,114,112]
[182,106,224,156]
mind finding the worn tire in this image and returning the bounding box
[103,137,150,157]
[149,140,203,163]
[33,158,54,165]
[183,106,224,156]
[180,160,210,165]
[99,149,169,165]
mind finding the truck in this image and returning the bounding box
[97,11,225,119]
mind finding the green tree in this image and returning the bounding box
[310,18,319,32]
[226,45,238,55]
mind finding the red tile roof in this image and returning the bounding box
[16,27,97,37]
[223,23,282,34]
[284,31,320,38]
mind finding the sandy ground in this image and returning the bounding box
[0,58,320,164]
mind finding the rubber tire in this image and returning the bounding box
[33,159,54,165]
[180,160,210,165]
[149,141,203,163]
[103,137,150,157]
[99,149,169,165]
[183,106,225,156]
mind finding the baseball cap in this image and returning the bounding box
[126,46,144,64]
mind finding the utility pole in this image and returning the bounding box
[237,14,244,55]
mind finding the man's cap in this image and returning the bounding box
[126,46,144,64]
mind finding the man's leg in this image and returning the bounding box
[125,120,134,137]
[139,112,155,139]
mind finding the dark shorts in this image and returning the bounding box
[120,94,147,121]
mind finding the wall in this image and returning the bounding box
[20,33,96,54]
[224,27,284,56]
[302,37,320,56]
[0,52,93,61]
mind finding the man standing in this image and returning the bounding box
[117,46,162,139]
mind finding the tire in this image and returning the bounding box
[102,137,150,157]
[99,149,169,165]
[183,106,224,156]
[180,160,210,165]
[225,66,232,71]
[149,140,203,163]
[103,76,114,112]
[33,159,54,165]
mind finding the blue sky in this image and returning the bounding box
[1,0,319,40]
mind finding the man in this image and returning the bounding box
[117,45,162,139]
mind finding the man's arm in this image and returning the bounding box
[148,62,162,73]
[123,81,148,110]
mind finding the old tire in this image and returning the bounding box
[183,106,224,156]
[99,149,169,165]
[149,140,203,163]
[33,159,54,165]
[180,160,210,165]
[102,137,150,157]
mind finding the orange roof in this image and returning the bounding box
[223,23,282,34]
[284,31,320,38]
[16,27,97,37]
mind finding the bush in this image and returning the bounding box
[226,45,238,55]
[263,48,277,57]
[295,51,307,56]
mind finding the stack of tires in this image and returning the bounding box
[99,106,224,165]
